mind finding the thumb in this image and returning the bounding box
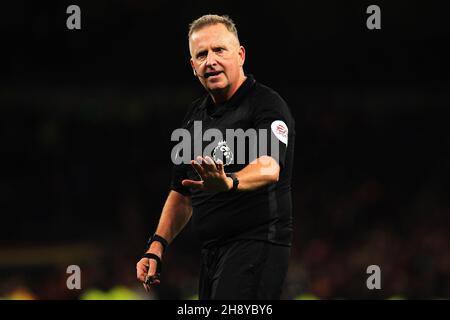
[145,259,161,286]
[182,179,204,189]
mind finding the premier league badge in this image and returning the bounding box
[212,140,233,166]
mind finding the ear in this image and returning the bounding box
[190,58,197,76]
[238,46,246,67]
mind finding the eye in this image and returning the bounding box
[214,47,224,54]
[196,51,207,60]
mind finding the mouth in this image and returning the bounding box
[204,71,223,79]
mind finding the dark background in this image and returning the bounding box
[1,0,449,299]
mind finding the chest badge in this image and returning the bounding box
[212,140,233,166]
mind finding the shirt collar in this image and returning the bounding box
[199,74,256,115]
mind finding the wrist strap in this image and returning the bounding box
[147,234,169,252]
[226,173,239,191]
[142,253,162,274]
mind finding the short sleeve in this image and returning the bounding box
[170,164,192,196]
[168,98,206,196]
[252,92,293,170]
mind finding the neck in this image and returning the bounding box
[210,72,247,105]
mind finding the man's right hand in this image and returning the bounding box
[136,242,164,292]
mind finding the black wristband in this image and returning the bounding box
[142,253,162,274]
[146,234,169,252]
[226,173,239,191]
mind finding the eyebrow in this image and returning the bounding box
[195,45,227,58]
[196,50,207,58]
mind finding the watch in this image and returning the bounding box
[226,173,239,192]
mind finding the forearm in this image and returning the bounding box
[148,190,192,254]
[234,155,280,191]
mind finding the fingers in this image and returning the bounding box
[186,157,226,192]
[146,259,157,279]
[192,156,219,175]
[136,259,149,282]
[137,258,161,290]
[145,274,161,286]
[182,179,204,190]
[145,259,161,286]
[215,159,224,173]
[202,156,217,171]
[191,159,205,177]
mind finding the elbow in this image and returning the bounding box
[270,172,279,184]
[266,157,280,184]
[270,159,281,183]
[255,156,280,184]
[266,163,280,184]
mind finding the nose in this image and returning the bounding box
[205,51,217,68]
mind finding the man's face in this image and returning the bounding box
[189,23,245,99]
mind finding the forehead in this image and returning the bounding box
[189,23,237,52]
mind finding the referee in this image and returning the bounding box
[136,14,295,300]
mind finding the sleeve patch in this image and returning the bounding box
[271,120,288,145]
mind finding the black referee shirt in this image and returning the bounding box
[171,74,295,248]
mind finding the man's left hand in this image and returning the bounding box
[182,156,233,192]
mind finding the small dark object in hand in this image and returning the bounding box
[144,273,160,285]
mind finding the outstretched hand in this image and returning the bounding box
[182,156,233,192]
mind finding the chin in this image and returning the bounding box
[207,82,228,92]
